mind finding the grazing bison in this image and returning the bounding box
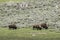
[33,23,48,30]
[8,24,17,30]
[33,24,42,30]
[41,23,48,29]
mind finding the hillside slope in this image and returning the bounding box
[0,0,60,28]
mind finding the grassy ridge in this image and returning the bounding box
[0,27,60,40]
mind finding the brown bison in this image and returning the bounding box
[41,23,48,29]
[33,24,42,30]
[33,23,48,30]
[8,23,17,30]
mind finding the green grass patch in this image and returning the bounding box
[0,27,60,40]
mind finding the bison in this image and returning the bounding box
[8,23,17,30]
[41,23,48,29]
[33,24,42,30]
[32,23,48,30]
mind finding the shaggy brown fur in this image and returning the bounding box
[8,24,17,30]
[41,23,48,29]
[33,24,42,30]
[32,23,48,30]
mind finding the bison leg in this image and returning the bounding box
[45,27,48,29]
[37,27,42,30]
[33,26,37,30]
[39,27,42,30]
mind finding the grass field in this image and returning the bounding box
[0,27,60,40]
